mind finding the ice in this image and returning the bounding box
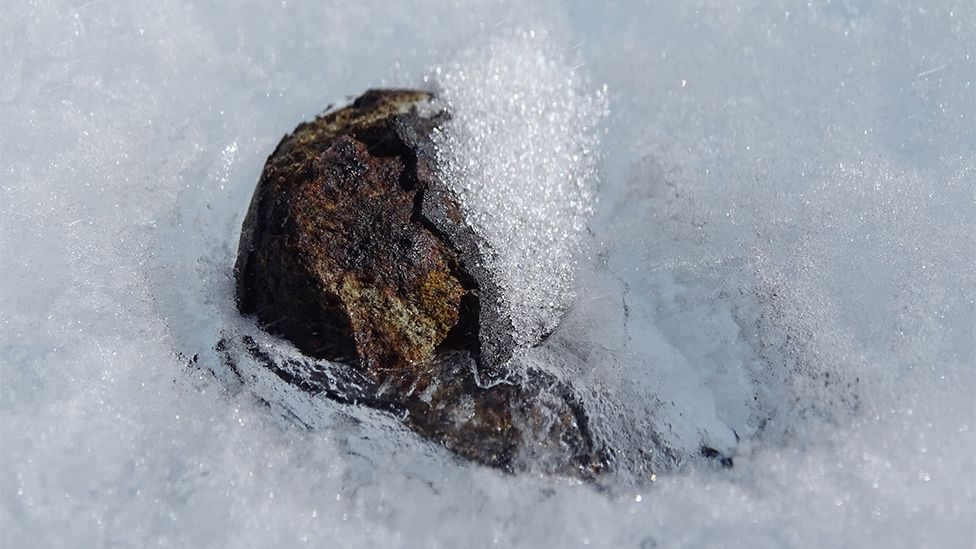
[429,29,607,350]
[2,0,974,547]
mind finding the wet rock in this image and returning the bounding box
[232,89,606,477]
[215,333,608,478]
[236,89,518,378]
[237,90,459,372]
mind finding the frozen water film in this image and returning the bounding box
[2,0,974,548]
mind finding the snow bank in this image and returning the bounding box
[2,0,973,547]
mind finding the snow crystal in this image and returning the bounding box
[429,29,607,350]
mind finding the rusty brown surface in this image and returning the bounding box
[235,90,472,380]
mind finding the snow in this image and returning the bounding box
[429,28,607,350]
[1,0,974,548]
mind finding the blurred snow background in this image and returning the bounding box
[1,0,974,547]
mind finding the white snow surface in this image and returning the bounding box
[429,29,606,349]
[1,1,974,548]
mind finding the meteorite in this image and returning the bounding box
[229,89,607,477]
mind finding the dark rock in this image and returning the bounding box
[236,89,518,379]
[237,90,462,373]
[232,89,606,477]
[215,333,608,478]
[700,446,734,468]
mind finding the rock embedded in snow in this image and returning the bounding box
[235,89,470,374]
[232,89,605,477]
[215,333,609,478]
[235,89,529,379]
